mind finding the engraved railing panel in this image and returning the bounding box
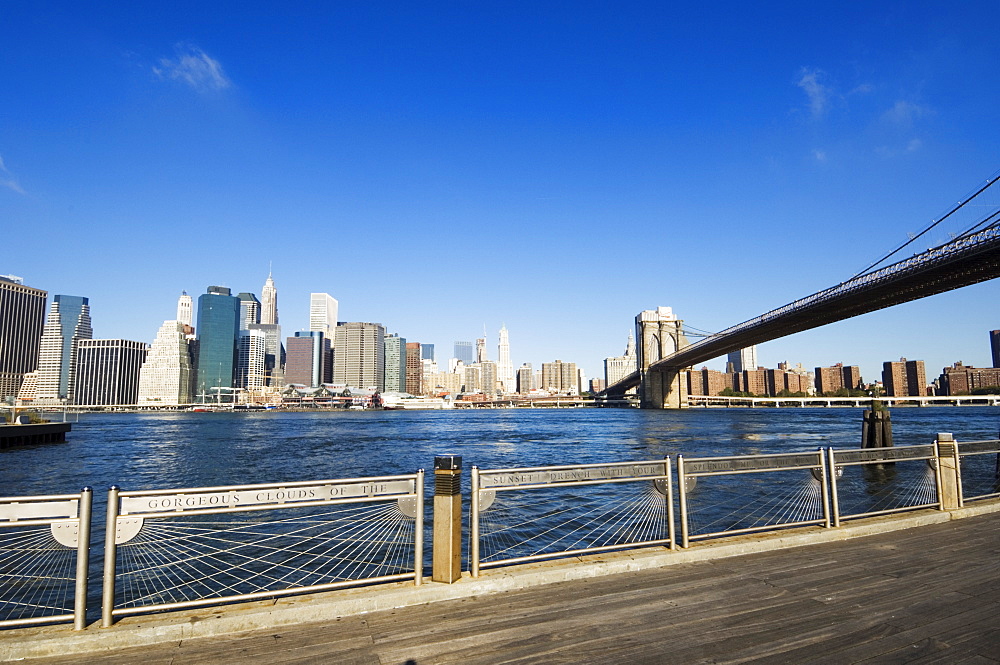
[676,451,829,547]
[956,439,1000,502]
[470,460,674,576]
[101,473,423,626]
[827,445,940,523]
[0,489,92,630]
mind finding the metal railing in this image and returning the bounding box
[676,451,830,548]
[954,439,1000,502]
[470,459,674,576]
[0,488,92,630]
[827,445,941,525]
[101,473,423,626]
[3,437,999,633]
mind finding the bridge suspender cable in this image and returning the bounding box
[851,172,1000,280]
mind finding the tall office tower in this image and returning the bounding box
[36,295,92,403]
[195,286,240,400]
[261,271,278,325]
[248,323,283,386]
[516,363,534,394]
[476,337,487,363]
[176,292,193,327]
[0,275,47,401]
[75,339,147,405]
[383,334,407,392]
[727,346,758,374]
[137,321,195,405]
[454,341,474,365]
[421,344,435,361]
[309,293,339,337]
[991,330,1000,368]
[541,360,579,395]
[497,325,514,393]
[405,342,422,395]
[604,331,638,387]
[479,360,498,396]
[284,331,329,387]
[237,328,267,389]
[237,293,261,329]
[333,323,386,391]
[882,358,927,397]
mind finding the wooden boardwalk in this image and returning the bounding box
[18,512,1000,664]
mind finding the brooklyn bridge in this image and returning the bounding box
[602,173,1000,408]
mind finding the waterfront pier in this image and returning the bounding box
[5,504,1000,664]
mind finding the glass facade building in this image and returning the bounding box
[195,286,240,400]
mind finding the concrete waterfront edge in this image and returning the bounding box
[3,498,998,661]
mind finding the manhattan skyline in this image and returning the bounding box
[3,2,999,381]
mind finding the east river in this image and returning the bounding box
[3,406,997,496]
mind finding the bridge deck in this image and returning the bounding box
[18,512,1000,664]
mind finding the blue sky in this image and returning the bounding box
[3,1,999,384]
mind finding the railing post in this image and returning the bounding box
[432,455,463,583]
[935,433,962,510]
[664,457,676,550]
[414,469,424,585]
[826,447,841,527]
[73,487,92,631]
[677,455,689,548]
[817,449,831,529]
[101,486,120,628]
[470,465,480,577]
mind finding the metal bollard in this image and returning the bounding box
[432,455,462,583]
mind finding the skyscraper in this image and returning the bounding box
[176,292,193,327]
[383,334,407,392]
[248,323,284,387]
[541,360,579,395]
[333,322,385,391]
[420,344,435,361]
[261,271,278,325]
[284,331,329,387]
[604,331,638,387]
[195,286,240,400]
[476,337,487,363]
[36,295,92,403]
[454,341,474,365]
[309,293,339,337]
[75,339,147,405]
[255,270,283,386]
[0,275,47,401]
[237,328,267,389]
[237,292,261,329]
[137,320,195,405]
[727,346,758,373]
[497,325,514,393]
[516,363,534,393]
[405,342,422,395]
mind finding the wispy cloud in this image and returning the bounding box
[875,138,923,158]
[796,67,832,119]
[0,154,26,195]
[153,43,231,92]
[882,100,931,126]
[812,149,827,163]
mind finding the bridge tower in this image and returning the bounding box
[635,307,690,409]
